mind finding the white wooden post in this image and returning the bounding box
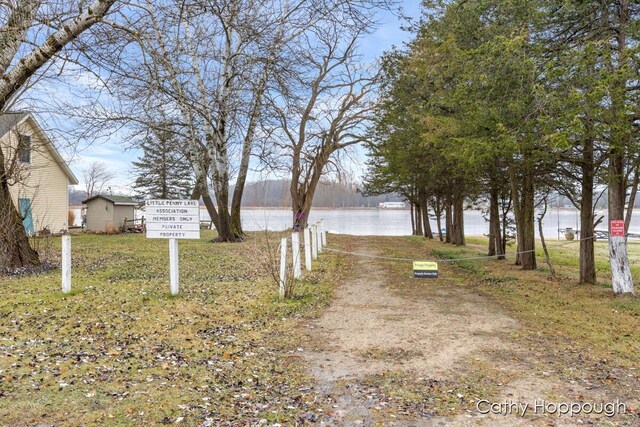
[321,219,327,246]
[311,224,318,259]
[169,238,179,295]
[279,237,287,300]
[304,227,312,271]
[317,222,323,254]
[292,232,301,279]
[61,235,71,293]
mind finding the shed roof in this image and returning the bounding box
[82,195,139,206]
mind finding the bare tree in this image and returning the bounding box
[262,23,379,228]
[70,0,302,241]
[83,161,114,198]
[0,0,118,269]
[70,0,387,241]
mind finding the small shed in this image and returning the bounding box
[82,195,139,232]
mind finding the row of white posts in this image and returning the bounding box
[279,219,328,300]
[60,220,329,297]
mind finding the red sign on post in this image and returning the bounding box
[610,220,625,237]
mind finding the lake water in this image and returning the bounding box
[73,206,624,239]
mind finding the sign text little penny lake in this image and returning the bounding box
[145,200,201,239]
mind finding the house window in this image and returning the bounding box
[18,135,31,164]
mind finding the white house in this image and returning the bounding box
[0,112,79,234]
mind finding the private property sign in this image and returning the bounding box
[145,199,200,239]
[413,261,438,278]
[610,220,625,238]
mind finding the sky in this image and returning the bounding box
[24,1,423,195]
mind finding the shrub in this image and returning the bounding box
[104,224,120,235]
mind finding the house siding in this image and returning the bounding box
[2,118,71,233]
[85,198,114,232]
[113,205,135,230]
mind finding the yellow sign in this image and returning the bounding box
[413,261,438,271]
[413,261,438,278]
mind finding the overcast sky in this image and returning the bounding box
[37,1,423,194]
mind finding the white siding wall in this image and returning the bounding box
[113,205,135,230]
[2,118,70,233]
[85,198,114,232]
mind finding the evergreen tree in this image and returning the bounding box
[132,129,193,199]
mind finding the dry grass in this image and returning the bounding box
[368,235,639,415]
[0,231,344,426]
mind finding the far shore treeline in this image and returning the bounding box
[69,180,405,208]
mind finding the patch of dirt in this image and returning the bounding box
[302,237,636,426]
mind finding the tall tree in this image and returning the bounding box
[132,129,192,199]
[263,23,380,228]
[0,0,117,269]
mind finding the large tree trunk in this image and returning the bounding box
[609,149,634,294]
[213,185,236,242]
[410,202,415,235]
[290,159,326,230]
[0,150,39,269]
[291,191,315,231]
[500,195,510,257]
[498,193,512,259]
[624,165,639,234]
[420,190,433,239]
[191,173,220,232]
[451,188,465,246]
[414,199,423,236]
[229,81,266,238]
[538,201,556,278]
[444,200,452,243]
[510,164,536,270]
[488,187,502,257]
[230,160,249,237]
[208,142,237,242]
[434,196,443,242]
[579,136,596,284]
[519,173,536,270]
[423,206,433,239]
[607,0,634,295]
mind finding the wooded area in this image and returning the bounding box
[365,0,639,295]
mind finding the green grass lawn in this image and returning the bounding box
[0,232,345,426]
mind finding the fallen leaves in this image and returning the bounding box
[0,232,341,425]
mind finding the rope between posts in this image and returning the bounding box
[322,234,603,264]
[322,247,535,263]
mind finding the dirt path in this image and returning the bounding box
[302,237,619,426]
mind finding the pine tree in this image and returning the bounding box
[132,129,193,199]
